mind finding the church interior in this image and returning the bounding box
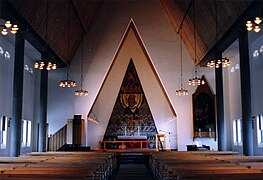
[1,0,263,179]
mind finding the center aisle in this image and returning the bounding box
[112,153,154,180]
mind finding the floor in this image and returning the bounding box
[112,153,154,180]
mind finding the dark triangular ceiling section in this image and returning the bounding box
[160,0,253,64]
[8,0,104,65]
[7,0,254,65]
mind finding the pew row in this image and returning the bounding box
[0,152,117,179]
[150,151,263,180]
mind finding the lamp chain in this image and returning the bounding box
[80,39,84,88]
[68,0,70,62]
[180,30,183,88]
[45,0,48,47]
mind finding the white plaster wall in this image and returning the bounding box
[85,26,178,149]
[47,0,218,150]
[0,36,41,156]
[223,40,243,153]
[0,35,14,120]
[21,41,41,154]
[0,35,15,156]
[249,31,263,155]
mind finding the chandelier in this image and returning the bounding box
[34,60,57,70]
[176,29,188,96]
[0,1,19,35]
[75,39,88,96]
[207,57,230,68]
[188,76,205,86]
[59,0,76,88]
[0,19,19,35]
[207,0,230,68]
[59,68,76,88]
[189,0,204,86]
[34,0,56,71]
[246,17,261,32]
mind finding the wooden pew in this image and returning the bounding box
[150,151,263,180]
[0,151,117,179]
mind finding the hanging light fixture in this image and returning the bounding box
[75,39,88,96]
[207,0,230,68]
[0,20,19,35]
[188,0,205,86]
[34,0,57,71]
[59,67,76,88]
[246,17,261,33]
[0,2,19,36]
[59,0,76,88]
[176,29,188,96]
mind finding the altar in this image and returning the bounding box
[100,135,149,149]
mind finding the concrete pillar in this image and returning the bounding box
[215,54,226,151]
[38,53,48,152]
[10,31,25,157]
[239,30,253,156]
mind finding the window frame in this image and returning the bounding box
[233,119,242,146]
[257,115,263,147]
[22,119,31,148]
[0,116,8,149]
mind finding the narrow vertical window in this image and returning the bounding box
[233,119,242,146]
[257,115,263,145]
[22,120,31,147]
[237,119,242,146]
[27,121,31,147]
[233,120,237,146]
[0,116,7,149]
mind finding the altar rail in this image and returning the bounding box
[100,140,157,149]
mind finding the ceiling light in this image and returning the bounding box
[34,60,57,70]
[254,17,262,25]
[246,17,261,32]
[189,0,204,86]
[59,67,76,88]
[75,39,88,96]
[254,25,261,33]
[176,29,188,96]
[59,1,76,88]
[208,57,230,68]
[59,70,76,88]
[0,18,19,35]
[75,89,88,96]
[207,0,230,68]
[34,0,57,71]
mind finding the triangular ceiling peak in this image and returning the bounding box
[87,19,177,148]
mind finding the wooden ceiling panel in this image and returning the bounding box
[161,0,253,64]
[72,0,103,33]
[8,0,253,65]
[8,0,102,65]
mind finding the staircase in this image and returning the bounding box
[113,153,154,180]
[47,115,87,151]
